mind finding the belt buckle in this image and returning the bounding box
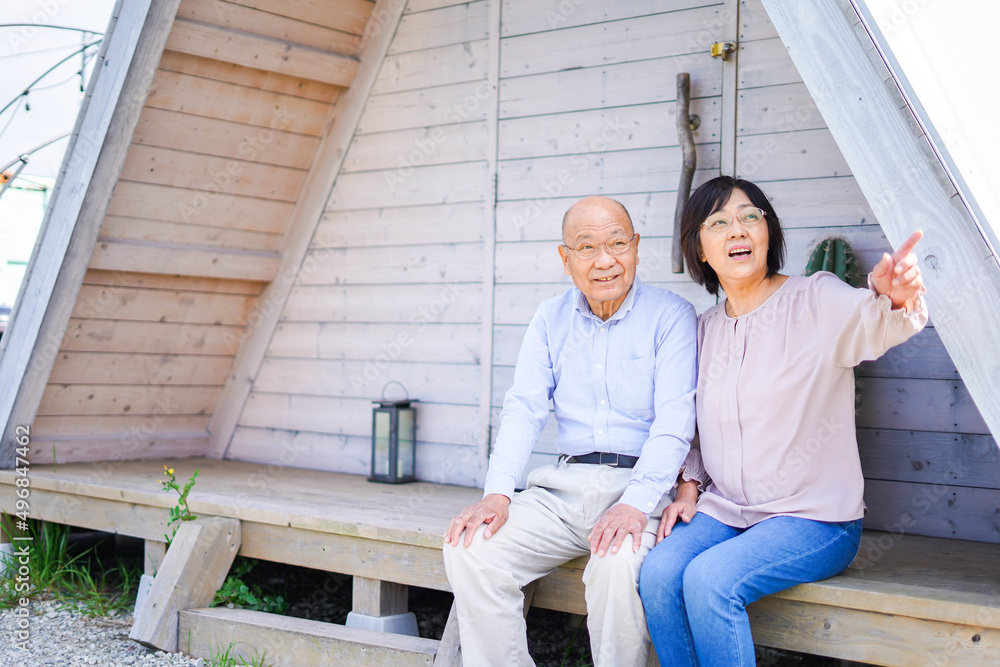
[599,453,619,467]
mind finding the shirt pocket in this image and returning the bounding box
[614,356,655,414]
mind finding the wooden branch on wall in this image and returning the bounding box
[673,72,696,274]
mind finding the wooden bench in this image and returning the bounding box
[2,457,998,666]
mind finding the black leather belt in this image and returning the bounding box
[566,452,639,468]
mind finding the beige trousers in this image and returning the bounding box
[442,459,667,667]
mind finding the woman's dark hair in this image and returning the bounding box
[680,176,786,297]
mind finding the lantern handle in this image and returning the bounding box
[381,380,409,402]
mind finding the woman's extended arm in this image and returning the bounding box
[824,230,928,368]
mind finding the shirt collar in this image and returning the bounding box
[573,275,643,323]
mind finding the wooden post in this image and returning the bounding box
[346,575,418,635]
[129,516,241,652]
[353,576,408,618]
[144,539,167,576]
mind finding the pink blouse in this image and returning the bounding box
[686,272,928,527]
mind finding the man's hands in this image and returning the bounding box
[588,503,648,556]
[656,479,699,544]
[870,230,925,313]
[444,493,511,547]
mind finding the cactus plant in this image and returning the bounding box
[804,237,863,287]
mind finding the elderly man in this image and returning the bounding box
[443,196,699,666]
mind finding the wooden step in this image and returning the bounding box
[178,607,440,667]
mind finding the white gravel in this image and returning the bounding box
[0,599,204,667]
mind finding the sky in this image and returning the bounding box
[0,0,118,306]
[866,0,1000,256]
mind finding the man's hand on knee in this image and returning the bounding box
[589,503,648,557]
[445,493,511,547]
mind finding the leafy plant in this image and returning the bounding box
[212,557,288,614]
[160,465,199,544]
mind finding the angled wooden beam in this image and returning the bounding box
[205,0,407,458]
[165,18,360,87]
[130,516,241,652]
[761,0,1000,441]
[0,0,181,468]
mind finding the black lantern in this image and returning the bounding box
[369,381,417,484]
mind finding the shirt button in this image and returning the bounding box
[599,327,605,332]
[647,501,654,508]
[600,399,606,406]
[598,429,604,435]
[596,363,602,370]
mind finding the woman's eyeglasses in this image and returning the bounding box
[701,207,766,232]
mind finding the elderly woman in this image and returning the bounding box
[638,176,927,666]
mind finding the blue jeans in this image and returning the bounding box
[638,512,862,667]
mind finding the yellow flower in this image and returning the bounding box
[168,468,174,475]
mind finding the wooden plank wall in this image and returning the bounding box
[30,0,373,464]
[489,0,727,472]
[221,0,998,543]
[226,0,489,484]
[735,0,999,544]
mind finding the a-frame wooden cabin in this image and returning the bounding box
[2,0,998,664]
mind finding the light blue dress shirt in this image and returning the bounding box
[483,276,698,515]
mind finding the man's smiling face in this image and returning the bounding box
[558,196,639,320]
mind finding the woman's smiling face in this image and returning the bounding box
[698,188,771,292]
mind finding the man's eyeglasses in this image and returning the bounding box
[562,235,636,260]
[701,207,766,232]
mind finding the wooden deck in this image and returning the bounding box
[4,456,1000,665]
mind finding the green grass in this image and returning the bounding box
[0,520,142,615]
[558,614,593,667]
[208,639,273,667]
